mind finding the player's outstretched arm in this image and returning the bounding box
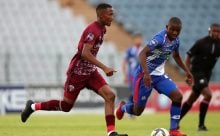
[172,51,193,85]
[172,51,188,71]
[82,43,116,76]
[185,54,191,70]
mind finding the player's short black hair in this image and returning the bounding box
[96,3,112,14]
[168,17,182,25]
[210,23,220,29]
[208,23,220,31]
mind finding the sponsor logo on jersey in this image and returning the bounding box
[69,85,75,92]
[151,39,158,46]
[86,33,94,41]
[200,79,205,84]
[141,96,147,100]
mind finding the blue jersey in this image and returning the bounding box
[138,30,180,75]
[124,46,142,76]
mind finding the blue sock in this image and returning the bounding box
[170,102,181,130]
[121,103,134,115]
[127,95,133,104]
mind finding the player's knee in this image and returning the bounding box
[104,91,115,102]
[204,93,212,101]
[61,101,73,112]
[172,92,182,103]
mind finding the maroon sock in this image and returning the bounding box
[105,115,115,133]
[40,100,60,111]
[36,100,73,112]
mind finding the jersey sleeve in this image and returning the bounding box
[187,40,200,57]
[83,27,98,46]
[146,35,163,50]
[124,48,130,61]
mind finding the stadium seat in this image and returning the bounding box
[87,0,220,81]
[0,0,122,85]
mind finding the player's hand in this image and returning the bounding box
[103,67,117,77]
[185,72,194,86]
[143,73,152,87]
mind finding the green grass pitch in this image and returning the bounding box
[0,112,219,136]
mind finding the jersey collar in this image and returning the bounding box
[95,21,106,34]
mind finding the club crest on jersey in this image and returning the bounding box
[151,39,158,46]
[69,85,75,92]
[86,33,94,41]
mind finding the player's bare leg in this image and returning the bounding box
[98,85,128,136]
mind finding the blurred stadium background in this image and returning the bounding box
[0,0,220,116]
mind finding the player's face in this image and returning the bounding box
[210,26,220,40]
[100,8,114,26]
[166,23,182,40]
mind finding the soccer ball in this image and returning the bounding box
[150,128,169,136]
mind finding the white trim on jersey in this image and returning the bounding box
[150,62,165,75]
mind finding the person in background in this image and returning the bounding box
[122,33,143,106]
[179,23,220,131]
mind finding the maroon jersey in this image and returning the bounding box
[67,21,106,76]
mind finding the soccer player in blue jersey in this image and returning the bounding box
[116,17,193,136]
[122,33,143,104]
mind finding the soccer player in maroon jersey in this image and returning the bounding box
[21,3,127,136]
